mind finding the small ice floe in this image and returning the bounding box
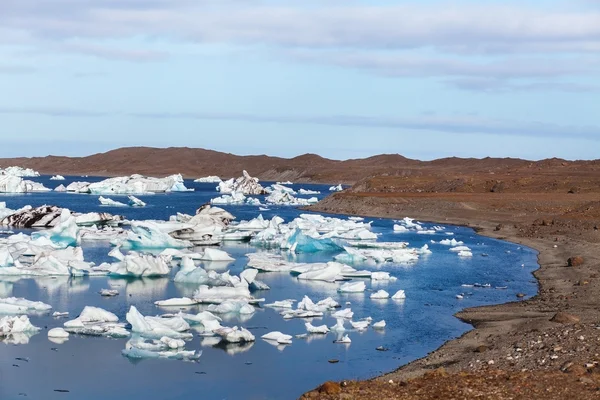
[261,331,293,345]
[128,196,146,207]
[213,326,255,343]
[450,246,471,252]
[122,337,200,361]
[461,284,474,288]
[0,297,52,315]
[305,323,329,334]
[392,290,406,300]
[194,176,222,183]
[154,298,198,307]
[0,315,39,337]
[50,175,65,181]
[393,225,409,232]
[201,248,235,262]
[334,335,351,344]
[329,184,343,192]
[258,207,270,211]
[99,289,119,297]
[371,272,397,281]
[126,306,192,340]
[207,300,255,315]
[495,286,508,290]
[373,320,386,329]
[338,281,366,293]
[53,312,69,318]
[264,300,296,309]
[65,306,129,338]
[332,308,354,319]
[440,239,464,246]
[99,196,127,207]
[458,250,473,257]
[330,319,346,333]
[48,328,69,338]
[350,320,371,330]
[370,290,390,300]
[456,294,464,300]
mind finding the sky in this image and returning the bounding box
[1,0,600,161]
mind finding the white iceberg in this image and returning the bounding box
[373,320,386,329]
[298,189,320,195]
[213,326,255,343]
[0,297,52,314]
[0,166,40,177]
[48,327,69,338]
[64,306,129,337]
[332,308,354,319]
[99,197,128,207]
[99,289,119,297]
[207,300,255,315]
[126,306,192,339]
[335,334,351,344]
[261,331,292,345]
[330,319,346,333]
[338,281,366,293]
[217,171,265,195]
[194,176,222,183]
[0,315,39,337]
[350,320,371,330]
[265,300,295,309]
[370,290,390,299]
[329,184,344,192]
[392,290,406,300]
[128,196,146,207]
[87,174,190,194]
[50,175,66,181]
[305,323,329,334]
[108,252,170,277]
[201,248,234,262]
[113,221,193,250]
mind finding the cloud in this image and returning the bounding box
[1,105,597,141]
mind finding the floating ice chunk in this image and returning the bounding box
[350,320,370,330]
[458,250,473,257]
[370,290,390,299]
[281,309,323,319]
[50,175,65,181]
[338,281,366,293]
[65,306,118,326]
[332,308,354,319]
[53,311,69,318]
[0,297,52,314]
[108,252,170,277]
[298,189,320,195]
[195,176,222,183]
[262,331,293,344]
[63,306,129,338]
[417,230,437,235]
[265,299,295,309]
[213,326,255,343]
[330,319,346,333]
[160,249,203,260]
[66,181,91,193]
[192,285,261,304]
[32,209,80,247]
[154,298,198,307]
[334,334,351,344]
[211,191,247,205]
[217,171,265,195]
[305,323,329,334]
[1,166,40,177]
[0,315,39,337]
[419,244,432,255]
[373,320,386,329]
[392,290,406,300]
[128,196,146,207]
[122,337,200,361]
[450,246,471,252]
[298,262,343,282]
[245,253,303,273]
[329,184,344,192]
[114,221,193,250]
[207,300,255,315]
[88,174,190,194]
[456,294,464,299]
[48,327,69,338]
[126,306,192,339]
[201,248,234,262]
[393,224,409,232]
[99,197,127,207]
[440,239,464,246]
[371,272,397,281]
[0,247,15,268]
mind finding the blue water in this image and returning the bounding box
[0,176,539,400]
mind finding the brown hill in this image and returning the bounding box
[0,146,598,185]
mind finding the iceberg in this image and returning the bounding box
[207,300,255,315]
[265,299,295,309]
[370,290,390,299]
[298,189,320,195]
[192,285,262,304]
[330,319,346,333]
[154,298,198,307]
[297,262,344,282]
[48,327,69,338]
[217,171,265,195]
[329,184,344,192]
[201,248,234,262]
[108,252,171,277]
[213,326,255,343]
[350,320,370,330]
[194,176,222,183]
[113,221,193,250]
[0,315,39,337]
[332,308,354,319]
[50,175,66,181]
[179,311,222,333]
[0,297,52,314]
[0,166,40,177]
[371,272,396,281]
[31,209,80,247]
[335,335,351,344]
[0,175,51,193]
[122,336,200,361]
[99,289,119,297]
[99,197,127,207]
[338,281,366,293]
[450,246,471,252]
[66,181,91,193]
[64,306,129,337]
[305,323,329,334]
[128,196,146,207]
[458,250,473,257]
[210,191,246,205]
[261,331,292,345]
[373,320,386,329]
[440,239,464,246]
[392,290,406,300]
[87,174,190,194]
[126,306,192,339]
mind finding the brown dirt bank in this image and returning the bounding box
[2,146,600,186]
[301,189,600,399]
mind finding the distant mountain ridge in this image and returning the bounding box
[0,146,597,184]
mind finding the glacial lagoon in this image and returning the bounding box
[0,176,538,399]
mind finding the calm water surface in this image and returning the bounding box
[0,176,539,399]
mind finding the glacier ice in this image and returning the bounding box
[329,184,344,192]
[338,281,366,293]
[0,315,39,337]
[113,221,193,250]
[50,175,66,181]
[126,306,192,339]
[194,176,222,183]
[217,171,265,195]
[0,166,40,177]
[332,308,354,319]
[99,289,119,297]
[128,196,146,207]
[213,326,255,343]
[107,252,171,277]
[305,323,329,334]
[392,290,406,300]
[99,197,127,207]
[373,320,386,329]
[370,290,390,299]
[86,174,191,195]
[201,248,234,262]
[63,306,129,337]
[48,327,69,338]
[0,297,52,314]
[261,331,292,345]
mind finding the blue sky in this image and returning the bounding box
[1,0,599,160]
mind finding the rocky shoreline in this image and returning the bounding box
[301,192,600,399]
